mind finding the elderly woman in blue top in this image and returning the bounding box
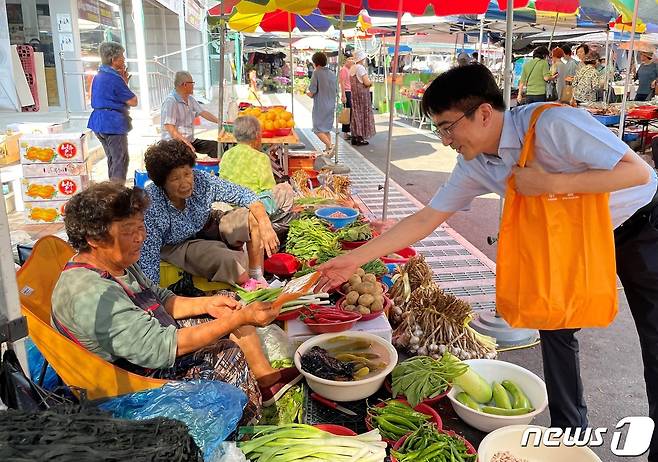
[139,139,279,288]
[317,65,658,461]
[87,41,137,181]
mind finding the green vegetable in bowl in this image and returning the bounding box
[449,354,493,404]
[336,221,373,242]
[391,424,476,462]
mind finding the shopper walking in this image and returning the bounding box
[349,50,376,146]
[306,52,337,154]
[87,41,137,182]
[339,57,354,140]
[516,46,552,105]
[635,51,658,101]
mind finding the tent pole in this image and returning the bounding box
[502,0,514,106]
[217,2,225,157]
[334,3,345,163]
[478,15,484,63]
[382,0,403,221]
[547,13,559,51]
[288,13,294,116]
[604,28,611,106]
[618,0,640,140]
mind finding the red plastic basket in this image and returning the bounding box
[628,105,658,120]
[16,45,40,112]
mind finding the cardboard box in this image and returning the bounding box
[21,175,89,202]
[0,134,20,165]
[20,132,89,164]
[285,314,393,351]
[22,158,94,178]
[7,122,63,135]
[24,200,67,224]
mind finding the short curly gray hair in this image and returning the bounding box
[234,115,261,143]
[99,41,125,66]
[174,71,194,88]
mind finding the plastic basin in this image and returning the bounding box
[447,359,548,433]
[380,247,417,264]
[336,295,391,321]
[365,399,442,445]
[295,331,398,402]
[315,206,359,229]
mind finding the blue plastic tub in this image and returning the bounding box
[593,114,620,126]
[315,206,359,229]
[194,158,220,176]
[134,169,152,189]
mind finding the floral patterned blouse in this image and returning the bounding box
[573,64,600,103]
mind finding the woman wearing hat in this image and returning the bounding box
[635,51,658,101]
[349,50,376,146]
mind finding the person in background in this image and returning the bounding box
[634,51,658,101]
[316,64,658,461]
[349,50,376,146]
[456,52,471,67]
[139,140,279,288]
[53,182,301,419]
[306,52,337,155]
[88,41,137,182]
[575,44,590,69]
[471,52,479,64]
[572,50,601,104]
[547,47,563,101]
[560,44,579,85]
[219,116,294,215]
[339,57,354,140]
[516,46,552,105]
[161,71,219,158]
[307,61,314,79]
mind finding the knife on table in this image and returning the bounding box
[310,392,357,416]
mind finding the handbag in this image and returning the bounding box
[518,59,540,104]
[496,103,618,330]
[339,106,351,125]
[546,80,558,101]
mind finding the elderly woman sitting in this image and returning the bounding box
[139,139,279,287]
[219,116,293,215]
[51,182,301,420]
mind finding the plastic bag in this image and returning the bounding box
[25,338,60,391]
[99,380,247,461]
[168,271,205,297]
[210,442,248,462]
[257,324,291,363]
[0,349,45,411]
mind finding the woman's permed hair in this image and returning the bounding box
[312,52,327,67]
[234,115,261,143]
[144,139,196,187]
[65,182,149,252]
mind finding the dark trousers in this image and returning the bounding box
[192,138,218,158]
[524,94,547,104]
[540,197,658,461]
[96,133,129,182]
[342,91,352,134]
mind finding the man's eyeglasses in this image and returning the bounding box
[184,81,195,86]
[432,104,481,141]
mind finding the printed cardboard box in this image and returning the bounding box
[21,175,89,202]
[22,158,94,178]
[7,122,64,135]
[0,134,20,165]
[20,132,89,164]
[24,200,67,224]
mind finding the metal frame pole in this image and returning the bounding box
[217,3,226,157]
[382,0,403,220]
[478,15,485,63]
[618,0,640,140]
[334,3,345,163]
[288,13,294,116]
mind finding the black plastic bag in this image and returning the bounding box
[167,271,205,297]
[0,349,45,411]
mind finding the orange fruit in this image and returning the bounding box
[286,119,294,128]
[267,112,277,121]
[265,121,274,131]
[281,111,292,121]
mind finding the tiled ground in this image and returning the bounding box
[299,128,497,312]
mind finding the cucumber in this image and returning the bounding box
[453,366,492,404]
[492,382,513,410]
[501,379,532,409]
[481,406,534,416]
[456,392,481,410]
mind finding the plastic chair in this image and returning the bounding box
[16,235,167,400]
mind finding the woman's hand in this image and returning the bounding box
[315,254,360,293]
[242,301,279,327]
[341,94,347,104]
[259,222,280,257]
[206,295,241,319]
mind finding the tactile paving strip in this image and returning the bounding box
[297,128,498,312]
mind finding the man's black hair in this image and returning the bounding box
[421,64,506,119]
[533,46,550,59]
[576,44,590,55]
[562,44,573,55]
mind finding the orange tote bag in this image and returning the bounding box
[496,104,618,329]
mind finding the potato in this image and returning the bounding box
[344,304,357,312]
[358,305,371,315]
[342,283,351,293]
[345,290,360,305]
[374,284,384,295]
[362,282,377,295]
[356,267,366,277]
[371,300,384,312]
[353,283,367,295]
[375,295,384,305]
[348,275,362,287]
[363,273,377,284]
[358,294,375,307]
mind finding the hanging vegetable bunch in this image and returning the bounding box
[389,255,497,361]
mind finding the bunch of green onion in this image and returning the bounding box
[238,424,387,462]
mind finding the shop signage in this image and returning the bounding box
[185,0,203,31]
[154,0,184,16]
[78,0,116,27]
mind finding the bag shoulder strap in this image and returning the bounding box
[523,59,541,85]
[518,103,562,167]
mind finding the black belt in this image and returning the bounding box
[615,186,658,242]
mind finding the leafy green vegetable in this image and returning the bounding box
[391,423,476,461]
[286,217,341,261]
[392,354,468,407]
[258,385,304,426]
[336,220,373,242]
[234,287,283,304]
